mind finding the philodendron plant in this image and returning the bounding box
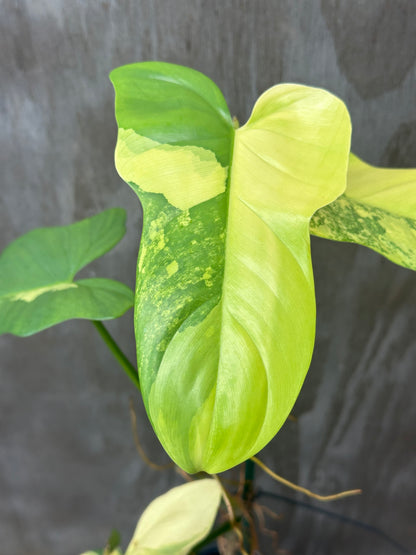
[1,61,415,553]
[110,62,416,474]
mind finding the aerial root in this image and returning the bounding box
[251,456,362,502]
[253,503,280,551]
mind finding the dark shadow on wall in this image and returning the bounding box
[321,0,416,99]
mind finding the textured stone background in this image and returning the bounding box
[1,1,415,554]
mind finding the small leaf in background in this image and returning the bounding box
[0,208,134,336]
[124,478,222,555]
[310,154,416,270]
[111,62,352,473]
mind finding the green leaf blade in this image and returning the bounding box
[112,63,233,471]
[310,154,416,270]
[112,63,352,473]
[110,62,233,167]
[0,209,134,336]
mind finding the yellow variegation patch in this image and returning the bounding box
[115,128,228,210]
[10,282,78,303]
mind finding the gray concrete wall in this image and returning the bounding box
[1,1,415,554]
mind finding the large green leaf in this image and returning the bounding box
[0,208,134,336]
[311,154,416,270]
[111,62,351,473]
[124,479,222,555]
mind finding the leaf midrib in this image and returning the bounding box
[203,123,236,455]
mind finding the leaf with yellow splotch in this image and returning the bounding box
[0,209,134,336]
[116,129,228,210]
[111,62,352,473]
[311,154,416,270]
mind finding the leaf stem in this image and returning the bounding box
[192,516,242,554]
[91,320,140,391]
[240,459,256,553]
[243,458,255,502]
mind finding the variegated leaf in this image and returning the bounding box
[111,62,351,473]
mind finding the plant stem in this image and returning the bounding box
[192,516,242,554]
[243,458,255,501]
[91,320,140,391]
[241,459,256,552]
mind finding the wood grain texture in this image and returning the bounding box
[0,1,415,553]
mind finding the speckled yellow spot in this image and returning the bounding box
[115,128,227,210]
[166,260,179,277]
[178,210,191,227]
[202,267,214,287]
[149,214,168,241]
[157,338,169,352]
[156,235,166,252]
[11,282,77,303]
[138,245,147,271]
[147,214,167,254]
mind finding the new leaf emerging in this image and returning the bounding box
[80,479,222,555]
[125,479,222,555]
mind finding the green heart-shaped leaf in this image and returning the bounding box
[111,62,351,473]
[0,208,134,336]
[311,154,416,270]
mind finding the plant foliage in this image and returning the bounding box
[111,62,352,473]
[0,208,133,336]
